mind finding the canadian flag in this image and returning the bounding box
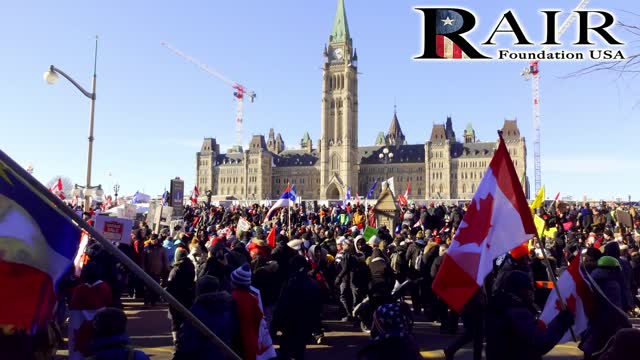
[71,195,79,207]
[432,134,536,312]
[398,181,410,207]
[49,178,65,200]
[191,185,200,204]
[101,195,112,211]
[539,255,594,343]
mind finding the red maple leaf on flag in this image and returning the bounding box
[454,194,494,246]
[555,294,577,315]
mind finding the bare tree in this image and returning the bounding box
[564,21,640,79]
[46,176,74,198]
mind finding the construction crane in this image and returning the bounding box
[161,42,256,148]
[521,0,591,196]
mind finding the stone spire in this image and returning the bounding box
[385,107,406,146]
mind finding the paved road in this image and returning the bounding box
[110,299,585,360]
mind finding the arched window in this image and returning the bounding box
[471,183,475,193]
[439,184,443,193]
[463,184,466,193]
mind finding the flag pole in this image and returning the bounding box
[0,149,242,360]
[535,222,578,342]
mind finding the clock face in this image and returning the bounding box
[333,48,343,60]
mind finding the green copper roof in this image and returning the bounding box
[375,132,386,146]
[465,123,474,133]
[330,0,350,43]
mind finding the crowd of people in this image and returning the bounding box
[7,199,640,360]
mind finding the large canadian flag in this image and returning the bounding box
[398,181,410,207]
[432,135,536,313]
[191,185,200,204]
[49,177,65,200]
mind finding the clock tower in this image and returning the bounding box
[320,0,359,200]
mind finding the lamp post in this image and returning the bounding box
[44,36,98,211]
[378,147,394,196]
[113,183,120,204]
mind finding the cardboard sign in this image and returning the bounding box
[238,217,252,232]
[95,216,133,244]
[616,210,633,228]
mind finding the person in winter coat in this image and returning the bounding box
[173,276,242,360]
[591,328,640,360]
[272,255,323,360]
[485,270,574,360]
[225,241,251,271]
[368,248,394,301]
[356,303,422,360]
[142,235,169,306]
[444,288,485,360]
[603,241,634,311]
[580,256,633,359]
[230,264,263,360]
[355,236,373,260]
[335,240,359,321]
[251,256,280,329]
[87,307,150,360]
[405,231,427,315]
[199,244,232,290]
[431,244,458,334]
[166,249,196,344]
[188,239,207,277]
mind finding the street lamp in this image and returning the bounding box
[113,183,120,204]
[44,36,98,211]
[378,147,394,196]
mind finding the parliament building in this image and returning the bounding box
[196,0,528,201]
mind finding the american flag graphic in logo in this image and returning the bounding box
[435,10,469,59]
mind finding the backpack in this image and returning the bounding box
[390,252,401,273]
[414,251,424,272]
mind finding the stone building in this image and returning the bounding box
[196,0,528,200]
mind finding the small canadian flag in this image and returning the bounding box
[191,186,200,204]
[49,178,65,200]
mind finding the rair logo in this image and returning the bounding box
[414,8,625,61]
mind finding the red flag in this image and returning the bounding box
[397,181,410,207]
[540,255,594,343]
[267,227,276,248]
[191,185,200,204]
[49,178,65,200]
[432,134,536,312]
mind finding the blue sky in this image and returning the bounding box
[1,0,638,201]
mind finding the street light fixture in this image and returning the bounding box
[113,183,120,204]
[379,147,394,196]
[206,190,212,206]
[44,36,99,211]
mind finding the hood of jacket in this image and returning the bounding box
[193,290,234,309]
[591,266,623,283]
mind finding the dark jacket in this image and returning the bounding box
[591,267,624,309]
[173,291,241,360]
[335,252,357,287]
[405,240,426,277]
[603,242,634,311]
[368,257,393,298]
[88,334,150,360]
[166,259,196,310]
[485,291,573,360]
[142,243,169,277]
[252,261,280,307]
[272,270,322,335]
[198,258,232,291]
[357,336,422,360]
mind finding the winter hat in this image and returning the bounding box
[597,256,620,268]
[196,275,220,297]
[174,248,188,264]
[416,231,424,239]
[424,229,433,239]
[371,303,413,341]
[231,263,252,287]
[604,229,614,237]
[93,307,127,338]
[504,270,533,294]
[368,235,380,247]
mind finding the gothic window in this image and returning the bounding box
[472,184,476,193]
[439,184,443,193]
[432,185,436,193]
[418,188,422,196]
[331,154,339,170]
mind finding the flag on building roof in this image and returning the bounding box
[539,255,594,344]
[366,180,378,199]
[264,185,296,220]
[432,134,536,313]
[49,177,65,200]
[0,160,81,333]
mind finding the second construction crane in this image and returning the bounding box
[162,42,256,148]
[521,0,590,195]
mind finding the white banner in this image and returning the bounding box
[94,216,134,244]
